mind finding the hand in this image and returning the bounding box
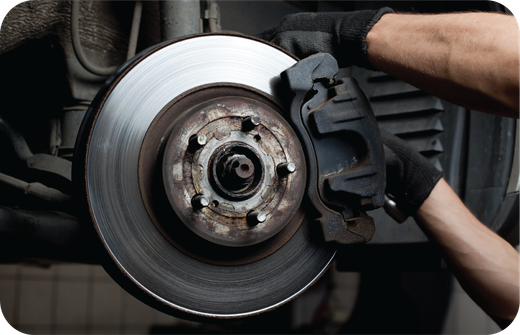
[257,8,393,70]
[381,130,443,215]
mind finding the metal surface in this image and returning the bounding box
[0,172,72,206]
[83,34,335,318]
[62,108,87,149]
[383,196,408,224]
[205,1,221,33]
[161,95,306,247]
[0,115,33,161]
[138,85,308,266]
[127,1,143,60]
[160,0,201,40]
[0,115,72,190]
[60,104,89,158]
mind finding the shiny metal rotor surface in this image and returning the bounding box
[85,34,335,318]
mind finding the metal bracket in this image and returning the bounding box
[283,53,386,244]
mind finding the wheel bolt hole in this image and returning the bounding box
[240,164,249,172]
[254,135,261,142]
[212,200,219,207]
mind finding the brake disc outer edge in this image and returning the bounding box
[77,33,336,319]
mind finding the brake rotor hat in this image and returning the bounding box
[82,34,335,319]
[160,94,306,247]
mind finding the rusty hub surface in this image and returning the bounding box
[139,85,307,261]
[159,92,305,247]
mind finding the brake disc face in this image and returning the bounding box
[81,34,335,318]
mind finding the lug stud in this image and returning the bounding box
[277,162,296,176]
[191,194,209,209]
[242,115,261,131]
[189,134,207,150]
[247,210,266,226]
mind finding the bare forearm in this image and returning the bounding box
[416,179,519,325]
[367,12,519,118]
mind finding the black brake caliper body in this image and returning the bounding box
[283,53,386,244]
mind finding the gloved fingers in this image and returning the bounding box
[379,129,443,215]
[271,31,335,60]
[380,129,426,165]
[256,9,393,70]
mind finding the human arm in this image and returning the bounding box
[261,10,519,118]
[366,12,519,118]
[382,130,519,328]
[416,178,519,328]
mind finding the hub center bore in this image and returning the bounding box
[219,154,255,190]
[212,144,263,200]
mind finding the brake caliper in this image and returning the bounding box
[283,53,386,244]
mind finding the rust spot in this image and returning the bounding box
[213,130,230,141]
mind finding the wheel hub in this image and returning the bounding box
[160,93,305,247]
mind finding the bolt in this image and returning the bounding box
[189,134,207,150]
[191,194,209,209]
[247,210,266,226]
[277,162,296,176]
[242,115,261,131]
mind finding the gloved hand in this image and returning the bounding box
[381,130,443,215]
[257,7,393,70]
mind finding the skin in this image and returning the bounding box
[416,179,519,328]
[366,12,520,326]
[366,12,519,118]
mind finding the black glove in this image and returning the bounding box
[381,130,443,215]
[257,7,393,70]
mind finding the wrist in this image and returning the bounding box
[415,178,468,231]
[356,7,394,70]
[365,12,397,70]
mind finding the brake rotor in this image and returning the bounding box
[78,33,335,318]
